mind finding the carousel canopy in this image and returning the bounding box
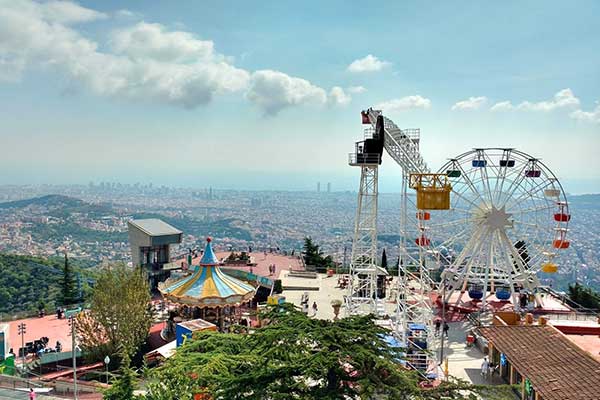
[159,238,255,307]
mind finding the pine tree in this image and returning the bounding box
[144,304,515,400]
[103,355,138,400]
[61,253,77,306]
[381,248,388,270]
[303,237,334,272]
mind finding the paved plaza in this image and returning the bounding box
[280,272,504,386]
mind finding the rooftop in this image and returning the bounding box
[480,325,600,400]
[128,218,182,237]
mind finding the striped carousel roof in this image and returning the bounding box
[158,238,255,307]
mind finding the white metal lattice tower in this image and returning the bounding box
[346,162,379,315]
[347,108,440,372]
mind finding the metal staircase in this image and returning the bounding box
[363,109,429,174]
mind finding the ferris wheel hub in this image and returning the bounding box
[475,205,513,231]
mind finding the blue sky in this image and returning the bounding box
[0,0,598,193]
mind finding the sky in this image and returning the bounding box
[0,0,599,193]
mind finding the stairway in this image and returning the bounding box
[365,109,429,174]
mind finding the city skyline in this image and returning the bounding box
[0,0,599,193]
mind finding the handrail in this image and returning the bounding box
[364,109,429,174]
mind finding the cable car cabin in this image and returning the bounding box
[472,159,487,167]
[525,170,541,178]
[447,170,461,178]
[415,236,431,246]
[554,213,571,222]
[416,211,431,220]
[541,263,558,273]
[544,189,561,197]
[499,159,515,167]
[409,173,451,210]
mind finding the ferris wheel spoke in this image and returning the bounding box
[511,219,544,230]
[504,180,554,211]
[514,204,555,215]
[479,151,497,205]
[451,187,487,213]
[499,160,536,208]
[498,229,527,275]
[492,149,513,204]
[428,218,471,230]
[453,161,489,208]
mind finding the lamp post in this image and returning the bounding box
[68,314,78,399]
[17,322,26,371]
[439,279,447,381]
[104,355,110,384]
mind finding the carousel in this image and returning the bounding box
[158,237,256,335]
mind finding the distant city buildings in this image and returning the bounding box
[0,184,598,291]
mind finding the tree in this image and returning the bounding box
[568,283,600,310]
[77,263,152,363]
[104,355,139,400]
[61,253,78,306]
[303,237,334,273]
[144,304,514,400]
[381,248,388,270]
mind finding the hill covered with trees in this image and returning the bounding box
[0,253,96,317]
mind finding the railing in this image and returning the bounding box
[348,153,381,165]
[541,312,599,322]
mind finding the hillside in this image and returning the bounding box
[0,253,96,316]
[0,195,253,260]
[132,212,252,241]
[0,194,115,218]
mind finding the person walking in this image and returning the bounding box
[443,321,449,338]
[434,319,441,336]
[29,388,36,400]
[481,356,490,378]
[312,301,318,316]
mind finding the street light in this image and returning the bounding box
[67,312,80,400]
[104,355,110,384]
[17,323,26,371]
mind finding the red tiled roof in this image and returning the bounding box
[480,325,600,400]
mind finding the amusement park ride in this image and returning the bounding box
[346,108,571,372]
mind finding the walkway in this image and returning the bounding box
[0,388,62,399]
[437,321,504,385]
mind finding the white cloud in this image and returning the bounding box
[375,95,431,112]
[347,85,366,94]
[490,101,515,112]
[115,9,139,19]
[517,88,580,111]
[246,70,327,115]
[451,96,487,111]
[347,54,390,73]
[570,103,600,124]
[41,0,107,24]
[111,22,215,62]
[328,86,351,106]
[0,0,349,114]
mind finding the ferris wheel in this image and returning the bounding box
[426,148,570,307]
